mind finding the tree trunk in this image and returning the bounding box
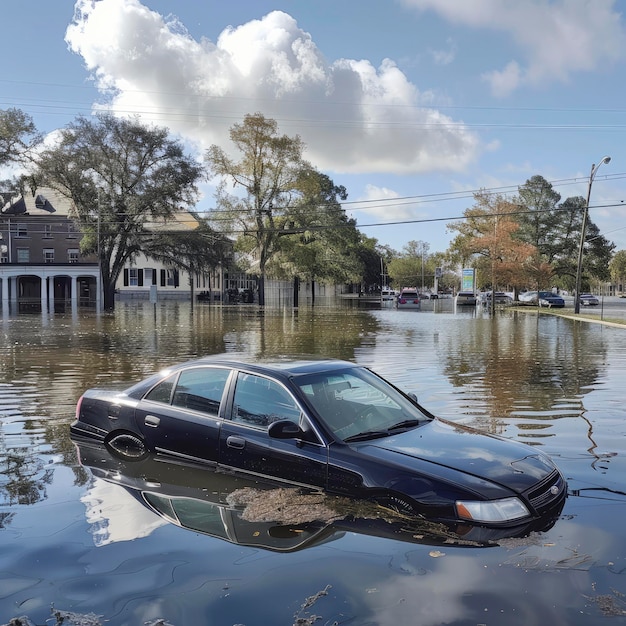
[293,276,299,307]
[103,283,116,310]
[258,273,265,306]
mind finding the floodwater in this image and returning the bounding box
[2,299,626,625]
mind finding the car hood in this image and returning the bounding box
[358,418,557,493]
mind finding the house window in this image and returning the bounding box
[144,268,156,285]
[0,247,7,263]
[67,223,78,239]
[44,249,54,263]
[160,268,179,287]
[17,248,30,263]
[68,249,79,263]
[124,268,145,287]
[43,224,52,239]
[15,223,27,238]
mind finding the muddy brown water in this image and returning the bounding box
[1,299,626,625]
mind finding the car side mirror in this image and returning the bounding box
[268,419,303,440]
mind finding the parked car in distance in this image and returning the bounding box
[455,291,477,306]
[538,291,565,308]
[481,291,512,305]
[396,288,421,309]
[518,291,565,308]
[381,288,397,301]
[518,291,538,304]
[579,293,599,306]
[71,357,567,529]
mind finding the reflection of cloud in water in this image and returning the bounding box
[81,478,166,546]
[360,542,592,626]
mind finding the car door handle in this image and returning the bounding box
[144,415,161,428]
[226,435,245,449]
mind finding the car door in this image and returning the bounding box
[134,366,231,465]
[218,370,328,488]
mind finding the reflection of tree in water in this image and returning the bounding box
[220,307,382,360]
[0,511,15,528]
[0,451,53,505]
[441,313,607,431]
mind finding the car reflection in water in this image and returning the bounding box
[73,440,566,550]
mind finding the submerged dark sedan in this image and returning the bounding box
[71,358,567,529]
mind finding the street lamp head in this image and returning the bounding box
[601,156,611,165]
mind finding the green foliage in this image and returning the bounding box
[0,108,40,167]
[205,113,364,300]
[514,176,615,290]
[387,240,434,290]
[610,250,626,287]
[271,172,364,285]
[515,175,562,255]
[205,113,313,304]
[34,113,203,309]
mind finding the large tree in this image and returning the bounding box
[448,191,536,295]
[34,114,203,309]
[0,108,40,167]
[515,176,614,290]
[515,175,562,259]
[205,113,319,305]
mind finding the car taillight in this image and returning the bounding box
[399,298,406,304]
[413,299,419,304]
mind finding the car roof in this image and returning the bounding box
[166,356,357,377]
[123,357,360,397]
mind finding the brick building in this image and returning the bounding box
[0,187,100,313]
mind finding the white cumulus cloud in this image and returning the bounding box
[65,0,479,174]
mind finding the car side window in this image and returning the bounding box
[170,367,230,416]
[232,372,301,429]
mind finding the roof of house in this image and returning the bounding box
[1,187,75,217]
[1,187,198,231]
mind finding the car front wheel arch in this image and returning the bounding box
[367,490,423,517]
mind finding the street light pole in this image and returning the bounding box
[574,156,611,314]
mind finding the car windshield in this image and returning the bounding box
[294,367,427,441]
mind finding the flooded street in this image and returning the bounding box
[2,300,626,625]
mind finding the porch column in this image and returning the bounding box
[71,275,78,314]
[96,272,102,311]
[1,276,7,312]
[48,274,54,311]
[40,275,48,314]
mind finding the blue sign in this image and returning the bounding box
[462,268,475,292]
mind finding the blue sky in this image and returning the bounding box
[2,0,626,254]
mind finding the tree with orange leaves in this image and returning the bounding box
[447,191,537,295]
